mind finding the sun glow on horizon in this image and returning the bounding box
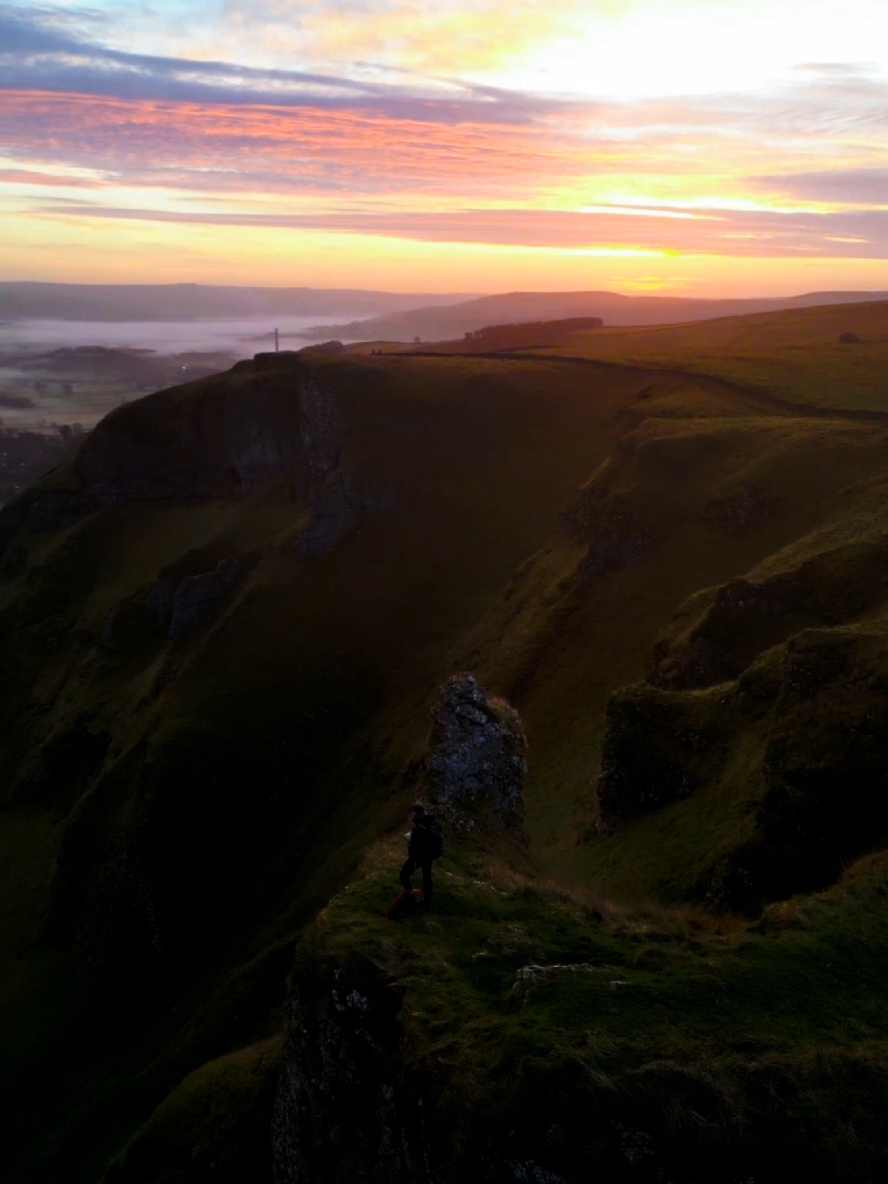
[0,0,886,290]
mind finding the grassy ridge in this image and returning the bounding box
[287,835,888,1182]
[531,300,888,411]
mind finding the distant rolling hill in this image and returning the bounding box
[305,287,888,342]
[0,283,470,322]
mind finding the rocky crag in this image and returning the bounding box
[424,672,527,830]
[273,673,529,1184]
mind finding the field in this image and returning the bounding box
[530,300,888,412]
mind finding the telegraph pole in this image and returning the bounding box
[274,327,279,353]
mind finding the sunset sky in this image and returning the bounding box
[2,0,888,294]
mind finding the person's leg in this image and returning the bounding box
[421,861,433,909]
[400,858,416,893]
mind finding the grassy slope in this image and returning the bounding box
[530,300,888,411]
[5,328,888,1179]
[0,352,658,1180]
[298,834,888,1182]
[402,375,888,898]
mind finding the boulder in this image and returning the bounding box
[424,672,526,827]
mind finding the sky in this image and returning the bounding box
[1,0,888,295]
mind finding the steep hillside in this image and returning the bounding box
[5,336,888,1182]
[446,403,888,903]
[0,348,656,1180]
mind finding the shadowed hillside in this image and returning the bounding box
[0,348,655,1179]
[5,323,888,1181]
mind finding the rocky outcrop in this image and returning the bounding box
[272,955,425,1184]
[597,617,888,908]
[711,626,888,909]
[702,488,779,536]
[271,950,590,1184]
[596,683,730,830]
[168,551,261,639]
[293,470,396,557]
[561,485,655,579]
[424,672,526,828]
[0,355,344,561]
[649,533,888,691]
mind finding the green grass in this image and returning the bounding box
[303,834,888,1180]
[5,344,888,1179]
[104,1037,284,1184]
[532,300,888,412]
[0,351,666,1180]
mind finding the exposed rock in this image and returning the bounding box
[702,488,780,536]
[293,469,396,557]
[424,672,526,827]
[0,356,344,561]
[709,627,888,910]
[272,950,593,1184]
[650,534,888,691]
[168,551,260,639]
[295,370,342,482]
[596,683,728,830]
[513,963,596,985]
[597,615,888,908]
[293,471,361,557]
[272,955,424,1184]
[561,488,655,579]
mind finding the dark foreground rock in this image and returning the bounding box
[424,672,527,828]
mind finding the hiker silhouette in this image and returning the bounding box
[399,804,443,911]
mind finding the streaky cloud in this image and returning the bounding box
[0,5,581,123]
[36,202,888,257]
[753,169,888,205]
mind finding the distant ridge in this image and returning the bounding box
[0,283,472,322]
[304,288,888,342]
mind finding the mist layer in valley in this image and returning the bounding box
[0,309,385,501]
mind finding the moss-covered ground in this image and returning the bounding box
[310,835,888,1180]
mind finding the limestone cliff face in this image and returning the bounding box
[74,354,343,502]
[271,951,573,1184]
[0,354,344,556]
[597,553,888,907]
[272,956,426,1184]
[424,672,527,829]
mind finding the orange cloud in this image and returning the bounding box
[0,89,621,199]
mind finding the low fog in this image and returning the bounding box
[0,311,371,504]
[0,312,368,357]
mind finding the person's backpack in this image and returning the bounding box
[426,819,444,860]
[411,816,444,861]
